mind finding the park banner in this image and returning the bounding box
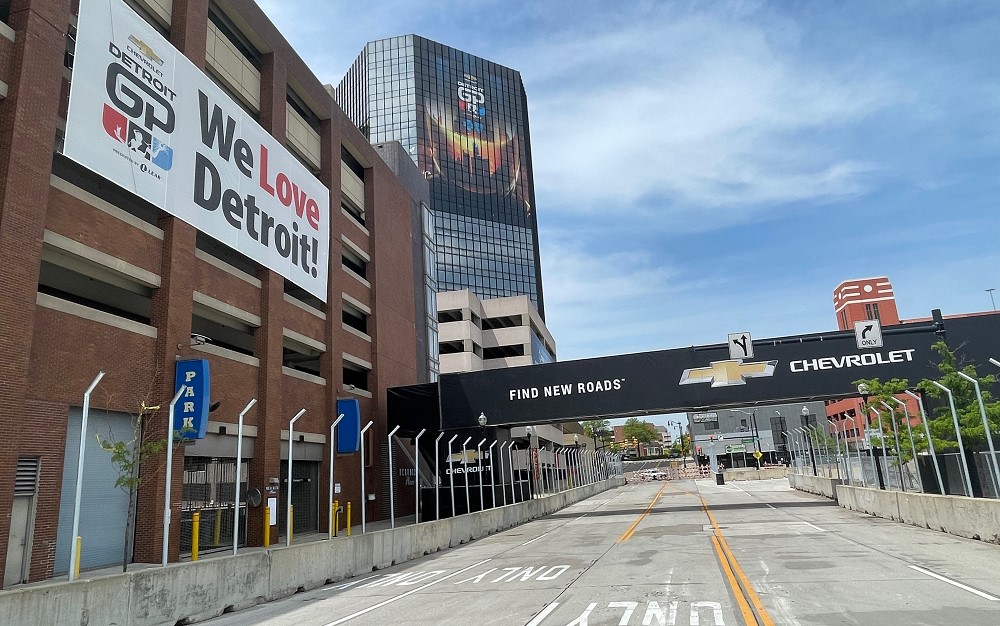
[64,0,330,302]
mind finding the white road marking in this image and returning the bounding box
[690,601,725,625]
[765,503,777,510]
[323,575,377,591]
[525,602,559,626]
[565,602,598,626]
[321,558,492,625]
[908,565,1000,601]
[609,601,638,625]
[800,522,825,532]
[759,560,770,576]
[521,532,549,546]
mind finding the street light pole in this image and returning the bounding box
[929,381,974,497]
[880,401,906,491]
[904,390,944,495]
[987,288,996,311]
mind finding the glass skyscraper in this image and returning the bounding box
[336,35,545,316]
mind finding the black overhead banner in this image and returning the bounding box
[439,323,956,430]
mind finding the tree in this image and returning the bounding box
[96,397,191,572]
[916,341,1000,452]
[856,341,1000,460]
[623,418,657,444]
[582,419,612,446]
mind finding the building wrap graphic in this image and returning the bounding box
[65,0,331,301]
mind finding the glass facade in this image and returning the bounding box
[336,35,545,316]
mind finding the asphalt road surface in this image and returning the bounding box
[203,478,1000,625]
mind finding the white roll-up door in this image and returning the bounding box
[54,408,132,575]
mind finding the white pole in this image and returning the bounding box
[328,413,344,539]
[162,384,187,567]
[957,371,1000,494]
[69,371,104,581]
[880,401,906,491]
[388,425,401,528]
[414,429,426,523]
[286,408,306,547]
[233,398,257,555]
[447,434,458,517]
[476,438,486,511]
[891,398,922,493]
[931,381,975,497]
[509,444,520,502]
[435,432,445,520]
[462,437,472,513]
[488,441,497,508]
[905,390,945,495]
[498,442,508,506]
[360,421,373,532]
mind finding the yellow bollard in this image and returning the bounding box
[331,500,339,537]
[213,508,222,547]
[289,505,294,544]
[192,512,201,561]
[74,536,82,578]
[263,506,270,547]
[346,501,352,536]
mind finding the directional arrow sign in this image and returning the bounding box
[728,332,754,359]
[854,320,883,350]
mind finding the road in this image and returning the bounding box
[203,478,1000,625]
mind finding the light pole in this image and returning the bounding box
[870,407,889,489]
[890,398,922,493]
[461,436,472,513]
[904,390,945,495]
[880,400,906,491]
[956,371,1000,493]
[844,416,866,487]
[287,408,306,546]
[987,288,997,311]
[526,426,536,498]
[929,381,974,497]
[732,408,761,468]
[827,418,845,481]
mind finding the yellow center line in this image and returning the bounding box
[700,495,776,626]
[710,534,758,625]
[616,483,669,542]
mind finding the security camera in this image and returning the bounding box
[190,333,211,346]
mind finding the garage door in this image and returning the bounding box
[54,408,132,575]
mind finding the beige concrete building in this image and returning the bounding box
[437,289,555,373]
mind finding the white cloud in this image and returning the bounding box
[512,11,898,232]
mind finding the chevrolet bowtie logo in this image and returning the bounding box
[129,35,164,66]
[678,359,778,387]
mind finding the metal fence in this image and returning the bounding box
[180,456,248,555]
[792,447,1000,499]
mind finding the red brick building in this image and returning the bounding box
[0,0,419,585]
[833,276,901,331]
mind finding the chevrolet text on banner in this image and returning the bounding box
[64,0,330,302]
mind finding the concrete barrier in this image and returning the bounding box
[788,472,842,499]
[725,467,788,481]
[896,490,1000,543]
[835,485,901,520]
[0,477,623,626]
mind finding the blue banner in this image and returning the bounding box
[336,398,361,453]
[174,359,211,439]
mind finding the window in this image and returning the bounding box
[438,309,462,323]
[482,315,520,330]
[343,199,366,226]
[342,248,367,280]
[284,279,325,314]
[191,302,256,357]
[38,247,154,325]
[483,344,524,360]
[439,340,464,355]
[342,300,368,335]
[840,309,847,329]
[342,362,369,391]
[283,335,323,376]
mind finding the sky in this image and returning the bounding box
[257,1,1000,429]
